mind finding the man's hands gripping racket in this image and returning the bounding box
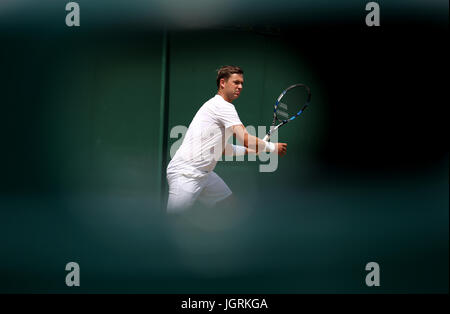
[263,83,311,145]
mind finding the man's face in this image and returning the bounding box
[221,73,244,102]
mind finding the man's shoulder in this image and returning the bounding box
[208,95,235,109]
[206,94,222,104]
[197,95,237,120]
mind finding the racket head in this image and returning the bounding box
[274,83,311,124]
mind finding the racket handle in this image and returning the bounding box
[263,134,270,142]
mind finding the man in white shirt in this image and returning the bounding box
[166,65,287,213]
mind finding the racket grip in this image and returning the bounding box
[263,134,270,142]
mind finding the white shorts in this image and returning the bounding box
[166,171,232,213]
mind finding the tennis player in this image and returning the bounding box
[166,66,287,213]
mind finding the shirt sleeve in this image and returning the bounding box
[216,103,243,129]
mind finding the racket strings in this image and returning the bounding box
[277,103,290,119]
[276,85,309,121]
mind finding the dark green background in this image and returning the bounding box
[0,1,448,293]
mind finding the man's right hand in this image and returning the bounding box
[276,143,287,156]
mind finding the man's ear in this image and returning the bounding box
[220,78,226,89]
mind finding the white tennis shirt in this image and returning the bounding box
[167,94,243,177]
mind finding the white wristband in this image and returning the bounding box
[264,141,276,153]
[232,144,247,156]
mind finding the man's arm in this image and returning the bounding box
[231,124,287,156]
[223,143,258,156]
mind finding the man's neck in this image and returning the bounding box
[217,90,232,103]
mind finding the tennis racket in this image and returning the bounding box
[263,83,311,142]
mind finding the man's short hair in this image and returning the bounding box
[216,65,243,89]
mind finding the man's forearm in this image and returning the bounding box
[232,125,274,153]
[223,143,248,156]
[243,132,269,153]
